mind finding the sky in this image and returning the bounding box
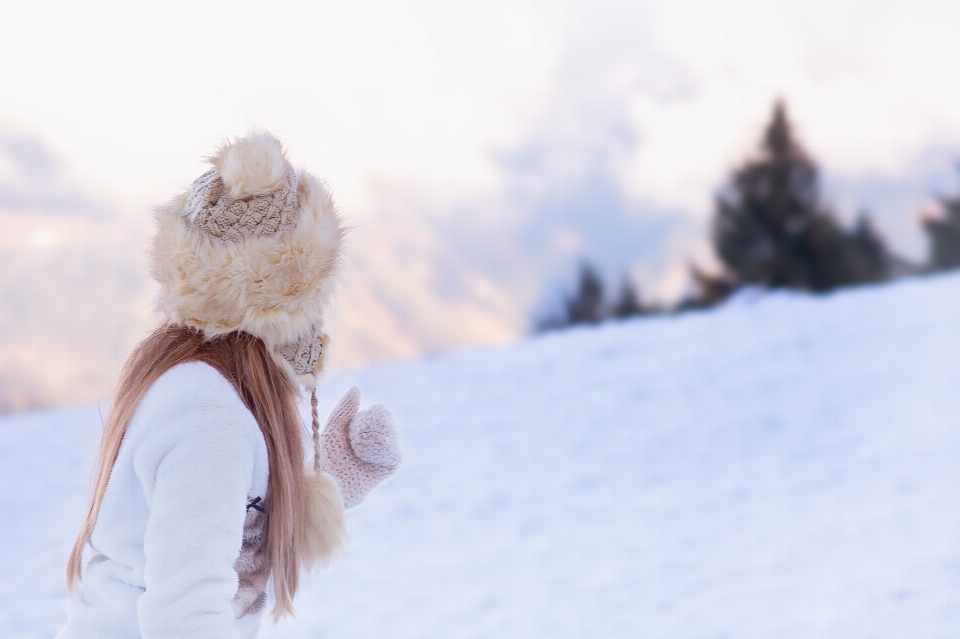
[4,0,960,409]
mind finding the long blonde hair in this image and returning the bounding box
[67,324,317,618]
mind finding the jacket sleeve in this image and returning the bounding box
[134,403,258,639]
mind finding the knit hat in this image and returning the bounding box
[151,131,344,389]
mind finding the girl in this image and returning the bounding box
[57,132,401,638]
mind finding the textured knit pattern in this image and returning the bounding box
[183,168,300,243]
[277,327,324,376]
[232,501,270,618]
[318,387,402,508]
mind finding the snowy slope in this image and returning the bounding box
[4,274,960,638]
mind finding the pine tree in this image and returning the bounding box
[686,264,737,308]
[845,214,890,282]
[922,195,960,271]
[712,102,890,292]
[564,263,606,324]
[611,276,645,319]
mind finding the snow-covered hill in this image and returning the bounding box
[4,274,960,638]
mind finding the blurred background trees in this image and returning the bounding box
[536,263,650,331]
[709,102,892,294]
[921,188,960,272]
[535,101,957,333]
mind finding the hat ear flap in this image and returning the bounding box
[272,327,328,389]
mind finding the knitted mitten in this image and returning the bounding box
[317,387,402,508]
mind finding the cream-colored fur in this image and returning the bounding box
[298,472,347,568]
[151,133,345,388]
[213,131,291,200]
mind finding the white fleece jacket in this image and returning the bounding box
[57,362,270,639]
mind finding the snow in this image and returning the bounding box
[4,273,960,638]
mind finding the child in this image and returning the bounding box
[57,132,401,638]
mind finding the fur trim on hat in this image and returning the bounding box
[151,132,344,388]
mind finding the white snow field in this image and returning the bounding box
[4,273,960,638]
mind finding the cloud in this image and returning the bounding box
[0,209,155,413]
[0,132,150,413]
[412,8,708,316]
[0,133,61,178]
[7,2,960,408]
[0,131,111,217]
[332,0,960,344]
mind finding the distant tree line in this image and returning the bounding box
[536,101,960,332]
[536,264,651,331]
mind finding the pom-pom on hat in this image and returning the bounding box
[151,131,344,389]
